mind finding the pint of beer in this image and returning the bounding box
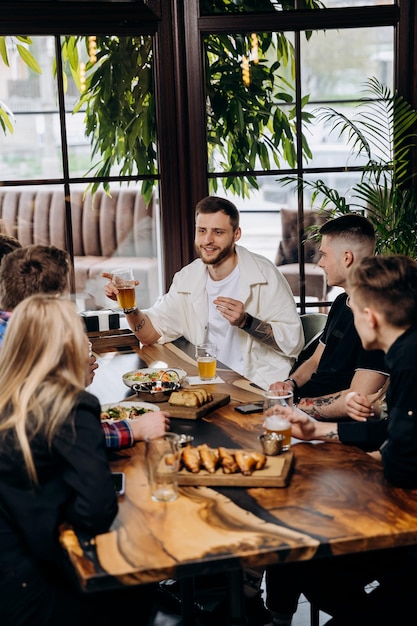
[263,390,293,451]
[111,268,137,312]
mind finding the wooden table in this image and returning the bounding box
[62,336,417,622]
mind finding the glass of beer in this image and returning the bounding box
[263,389,294,452]
[195,343,217,381]
[111,268,137,312]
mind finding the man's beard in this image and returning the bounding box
[195,241,234,266]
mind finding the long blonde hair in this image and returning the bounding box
[0,294,89,483]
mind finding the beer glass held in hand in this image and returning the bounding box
[111,268,137,313]
[263,389,294,452]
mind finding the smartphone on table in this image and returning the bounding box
[234,403,263,414]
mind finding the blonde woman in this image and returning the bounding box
[0,294,155,625]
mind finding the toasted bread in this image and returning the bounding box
[169,390,201,407]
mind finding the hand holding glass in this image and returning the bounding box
[111,268,137,312]
[145,433,180,502]
[195,343,217,381]
[263,390,294,452]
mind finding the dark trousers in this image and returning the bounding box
[0,559,157,626]
[266,546,417,625]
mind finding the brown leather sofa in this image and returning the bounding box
[0,188,160,309]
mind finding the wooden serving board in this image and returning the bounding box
[155,392,231,420]
[178,451,294,487]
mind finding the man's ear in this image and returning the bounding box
[234,226,242,242]
[364,307,379,329]
[344,249,354,268]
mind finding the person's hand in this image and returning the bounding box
[264,404,317,441]
[86,355,99,386]
[102,272,140,303]
[213,296,245,327]
[129,411,171,441]
[269,380,294,393]
[344,391,375,422]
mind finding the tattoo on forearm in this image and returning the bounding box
[302,393,342,418]
[131,310,146,332]
[246,318,278,349]
[326,430,340,441]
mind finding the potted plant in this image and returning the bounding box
[291,77,417,257]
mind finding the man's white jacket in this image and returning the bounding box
[146,245,304,389]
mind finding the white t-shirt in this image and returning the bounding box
[206,265,244,374]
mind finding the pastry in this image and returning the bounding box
[182,446,201,472]
[218,447,239,474]
[234,450,259,476]
[198,444,220,473]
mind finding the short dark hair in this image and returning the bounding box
[320,213,375,245]
[195,196,240,230]
[0,244,71,311]
[0,234,22,264]
[348,254,417,327]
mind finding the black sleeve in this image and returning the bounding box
[338,419,388,452]
[54,391,118,535]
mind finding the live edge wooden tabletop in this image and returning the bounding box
[62,337,417,593]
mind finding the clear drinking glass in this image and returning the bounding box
[195,343,217,381]
[111,268,137,312]
[263,390,294,452]
[145,433,181,502]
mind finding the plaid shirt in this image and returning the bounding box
[0,310,12,349]
[101,419,134,449]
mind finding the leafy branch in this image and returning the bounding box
[282,78,417,256]
[0,36,41,135]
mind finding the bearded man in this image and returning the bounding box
[103,195,303,389]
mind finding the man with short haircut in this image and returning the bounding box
[104,196,304,390]
[266,255,417,626]
[266,214,389,626]
[270,214,388,420]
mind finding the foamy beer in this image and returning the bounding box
[263,389,294,451]
[111,268,137,312]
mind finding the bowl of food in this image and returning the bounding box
[100,401,160,422]
[122,367,187,402]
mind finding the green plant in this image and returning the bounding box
[0,36,41,134]
[285,77,417,257]
[0,0,323,202]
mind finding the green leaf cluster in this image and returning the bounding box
[62,36,157,204]
[0,36,41,135]
[283,78,417,258]
[206,30,314,197]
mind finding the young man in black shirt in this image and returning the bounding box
[266,255,417,626]
[270,214,388,421]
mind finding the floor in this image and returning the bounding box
[151,577,330,626]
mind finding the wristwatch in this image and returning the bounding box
[284,377,298,396]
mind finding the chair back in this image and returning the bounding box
[289,313,328,374]
[300,313,328,351]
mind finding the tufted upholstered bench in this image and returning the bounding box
[0,188,160,309]
[275,207,327,304]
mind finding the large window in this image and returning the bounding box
[0,0,414,315]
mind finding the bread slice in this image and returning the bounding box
[192,388,213,403]
[168,390,201,407]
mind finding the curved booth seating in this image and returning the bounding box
[275,208,327,303]
[0,188,160,309]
